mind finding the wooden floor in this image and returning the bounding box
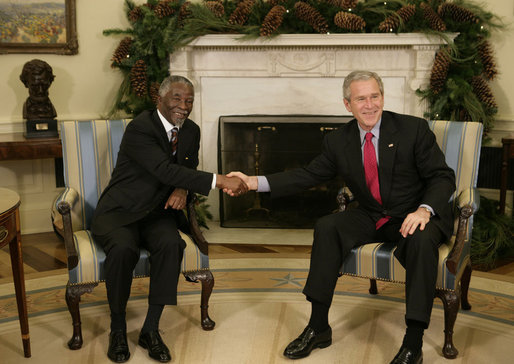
[0,232,312,281]
[1,232,513,280]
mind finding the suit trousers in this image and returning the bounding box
[94,210,186,315]
[303,208,442,327]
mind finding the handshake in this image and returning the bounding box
[216,172,258,196]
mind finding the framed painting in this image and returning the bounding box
[0,0,78,55]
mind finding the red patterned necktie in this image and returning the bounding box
[170,127,178,156]
[363,132,390,229]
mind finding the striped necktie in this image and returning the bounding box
[363,132,390,229]
[170,127,178,156]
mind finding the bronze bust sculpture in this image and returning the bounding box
[20,59,57,120]
[20,59,58,138]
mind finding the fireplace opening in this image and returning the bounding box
[218,115,351,228]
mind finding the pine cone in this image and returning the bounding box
[420,3,446,31]
[438,3,479,23]
[178,1,192,26]
[130,60,148,98]
[430,47,451,94]
[478,40,498,81]
[128,6,144,23]
[379,4,416,32]
[471,76,498,109]
[260,5,287,36]
[340,0,358,10]
[205,1,225,18]
[268,0,285,8]
[149,82,161,105]
[294,2,329,34]
[111,37,133,67]
[334,11,365,31]
[320,0,341,7]
[154,0,175,19]
[229,0,255,26]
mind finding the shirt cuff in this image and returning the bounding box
[257,176,271,192]
[211,174,217,190]
[419,204,434,216]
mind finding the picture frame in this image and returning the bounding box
[0,0,78,55]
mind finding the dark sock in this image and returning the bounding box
[402,319,425,352]
[141,304,164,334]
[307,298,330,333]
[110,312,127,332]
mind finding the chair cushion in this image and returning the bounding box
[69,229,209,285]
[341,238,463,290]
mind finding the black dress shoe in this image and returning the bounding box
[283,326,332,359]
[107,330,130,363]
[138,330,171,363]
[390,346,423,364]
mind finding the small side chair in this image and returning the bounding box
[52,119,215,350]
[338,120,483,359]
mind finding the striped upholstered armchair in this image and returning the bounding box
[337,120,483,359]
[52,119,215,350]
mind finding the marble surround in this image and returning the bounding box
[170,34,453,220]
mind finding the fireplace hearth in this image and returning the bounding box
[219,115,351,228]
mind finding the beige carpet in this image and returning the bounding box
[1,258,514,363]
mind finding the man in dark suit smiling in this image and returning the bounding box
[92,75,247,363]
[228,71,455,364]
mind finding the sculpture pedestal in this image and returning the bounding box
[24,119,58,139]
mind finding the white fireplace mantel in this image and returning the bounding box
[170,33,455,220]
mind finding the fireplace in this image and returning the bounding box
[219,115,351,228]
[170,33,453,223]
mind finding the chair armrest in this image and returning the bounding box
[445,188,478,274]
[455,187,480,213]
[186,194,209,256]
[56,188,80,270]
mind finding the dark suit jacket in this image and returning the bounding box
[91,110,213,236]
[266,111,456,240]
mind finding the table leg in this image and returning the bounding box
[9,209,31,358]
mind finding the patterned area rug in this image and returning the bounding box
[1,258,514,363]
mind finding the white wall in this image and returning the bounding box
[0,0,512,232]
[0,0,135,233]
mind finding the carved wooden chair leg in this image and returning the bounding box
[460,262,472,310]
[435,288,460,359]
[183,269,215,330]
[369,279,378,295]
[65,282,98,350]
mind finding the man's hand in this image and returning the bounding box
[226,171,258,191]
[399,207,431,238]
[216,174,248,196]
[164,188,188,210]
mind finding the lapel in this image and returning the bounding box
[151,110,172,149]
[377,112,399,206]
[342,120,368,192]
[176,118,194,164]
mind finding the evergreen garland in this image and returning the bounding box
[104,0,504,135]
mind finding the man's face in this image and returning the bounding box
[157,82,194,127]
[343,78,384,131]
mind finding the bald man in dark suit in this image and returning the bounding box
[92,76,247,363]
[228,70,455,364]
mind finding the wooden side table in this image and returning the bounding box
[0,132,61,160]
[500,135,514,215]
[0,188,31,357]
